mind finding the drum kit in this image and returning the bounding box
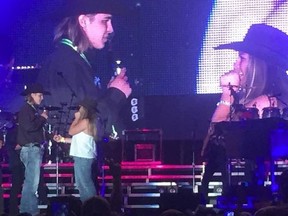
[234,106,260,120]
[220,84,288,120]
[234,106,285,120]
[0,110,15,163]
[0,110,14,131]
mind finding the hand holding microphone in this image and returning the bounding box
[41,108,49,119]
[108,67,132,98]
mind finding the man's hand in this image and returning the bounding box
[108,68,132,98]
[41,110,48,119]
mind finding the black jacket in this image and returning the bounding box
[17,103,47,146]
[37,43,127,138]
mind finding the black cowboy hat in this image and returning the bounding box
[20,83,51,96]
[79,98,98,113]
[55,0,127,19]
[215,23,288,70]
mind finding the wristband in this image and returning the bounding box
[60,137,65,143]
[217,100,231,106]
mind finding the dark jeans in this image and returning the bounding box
[201,144,229,204]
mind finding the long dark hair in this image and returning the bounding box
[54,15,96,53]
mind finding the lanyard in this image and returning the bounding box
[28,102,37,112]
[60,38,92,68]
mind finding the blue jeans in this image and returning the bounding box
[73,156,97,203]
[20,144,43,215]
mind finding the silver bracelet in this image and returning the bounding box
[217,100,231,106]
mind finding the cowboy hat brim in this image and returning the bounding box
[48,0,130,21]
[79,98,98,113]
[215,41,288,70]
[20,90,51,96]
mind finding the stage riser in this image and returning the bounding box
[0,161,287,210]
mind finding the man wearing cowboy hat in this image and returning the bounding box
[17,83,50,215]
[37,0,132,139]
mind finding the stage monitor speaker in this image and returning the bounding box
[160,190,202,212]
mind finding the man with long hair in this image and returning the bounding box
[38,0,132,140]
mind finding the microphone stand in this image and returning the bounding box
[227,84,240,187]
[56,72,77,196]
[191,129,197,193]
[57,72,77,135]
[228,84,239,121]
[47,124,61,196]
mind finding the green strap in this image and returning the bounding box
[60,38,92,68]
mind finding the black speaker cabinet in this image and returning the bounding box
[160,190,202,212]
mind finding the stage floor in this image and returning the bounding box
[1,160,287,215]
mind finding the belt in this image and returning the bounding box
[23,143,40,148]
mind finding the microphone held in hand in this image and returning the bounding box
[113,60,123,76]
[228,83,239,104]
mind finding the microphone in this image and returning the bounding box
[228,83,239,104]
[228,83,237,96]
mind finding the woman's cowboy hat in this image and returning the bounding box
[215,23,288,70]
[56,0,127,19]
[79,98,98,113]
[20,83,51,96]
